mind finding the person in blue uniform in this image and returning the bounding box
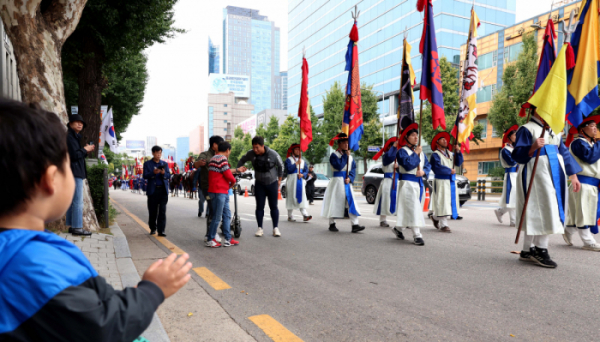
[495,125,519,226]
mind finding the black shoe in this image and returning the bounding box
[431,216,440,229]
[329,223,339,232]
[414,237,425,246]
[392,228,404,240]
[198,212,202,217]
[532,248,557,268]
[351,225,365,233]
[150,230,156,235]
[68,227,73,234]
[519,247,536,262]
[455,216,463,220]
[303,215,313,222]
[158,233,167,237]
[71,228,92,236]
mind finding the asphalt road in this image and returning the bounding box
[111,189,600,342]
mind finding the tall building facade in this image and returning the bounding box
[281,71,288,111]
[287,1,516,123]
[208,92,254,141]
[222,6,281,114]
[273,71,288,111]
[189,125,204,155]
[209,37,220,75]
[176,137,190,168]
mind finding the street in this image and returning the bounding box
[110,189,600,342]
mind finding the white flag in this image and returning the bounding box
[100,108,118,153]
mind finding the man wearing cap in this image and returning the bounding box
[66,114,94,236]
[372,137,400,227]
[564,116,600,252]
[284,143,312,222]
[321,133,365,233]
[394,124,431,245]
[495,125,519,227]
[305,165,317,205]
[512,112,582,268]
[429,131,464,233]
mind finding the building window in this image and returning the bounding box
[224,120,227,123]
[476,86,494,103]
[478,118,488,139]
[224,128,227,132]
[505,42,523,63]
[224,112,227,115]
[478,161,502,175]
[224,104,227,107]
[477,51,497,70]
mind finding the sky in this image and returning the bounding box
[119,0,560,148]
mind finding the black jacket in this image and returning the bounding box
[67,127,88,179]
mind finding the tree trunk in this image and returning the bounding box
[0,0,100,232]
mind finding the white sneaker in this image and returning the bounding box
[494,209,503,223]
[563,232,573,246]
[582,244,600,251]
[273,227,281,237]
[255,228,264,237]
[509,222,516,227]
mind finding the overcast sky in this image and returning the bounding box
[119,0,558,147]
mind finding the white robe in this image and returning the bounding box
[321,151,361,218]
[431,151,460,217]
[566,137,600,228]
[285,156,309,210]
[499,145,517,209]
[396,147,427,228]
[372,159,399,216]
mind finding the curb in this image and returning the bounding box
[110,223,171,342]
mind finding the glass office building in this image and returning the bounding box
[223,6,281,114]
[288,0,516,122]
[209,37,220,75]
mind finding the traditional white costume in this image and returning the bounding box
[321,151,361,226]
[496,126,519,226]
[284,154,309,219]
[372,138,400,225]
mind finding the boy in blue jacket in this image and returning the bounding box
[0,100,192,341]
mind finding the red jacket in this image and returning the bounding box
[208,155,236,194]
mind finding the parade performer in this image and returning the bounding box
[284,143,312,222]
[513,113,581,267]
[321,133,365,233]
[372,137,400,227]
[393,124,431,245]
[564,116,600,251]
[495,125,519,226]
[429,132,464,233]
[121,176,127,191]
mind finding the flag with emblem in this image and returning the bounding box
[398,37,416,131]
[99,108,118,152]
[342,20,364,151]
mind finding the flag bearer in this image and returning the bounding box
[321,133,365,233]
[429,132,464,233]
[564,116,600,251]
[495,125,519,227]
[372,137,400,227]
[285,143,312,222]
[394,124,431,245]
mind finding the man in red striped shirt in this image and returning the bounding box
[206,142,239,248]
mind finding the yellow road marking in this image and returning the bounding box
[193,267,232,290]
[248,315,303,342]
[111,198,185,255]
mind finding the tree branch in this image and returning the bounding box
[0,0,44,28]
[42,0,88,43]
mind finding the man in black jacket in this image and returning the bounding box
[66,114,94,236]
[305,165,317,205]
[143,146,171,237]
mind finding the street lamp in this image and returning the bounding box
[361,88,385,146]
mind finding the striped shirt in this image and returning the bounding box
[208,155,236,194]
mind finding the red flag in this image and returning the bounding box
[298,57,312,152]
[342,21,364,151]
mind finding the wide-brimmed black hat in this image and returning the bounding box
[67,114,87,129]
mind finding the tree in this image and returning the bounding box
[256,116,280,144]
[271,115,300,159]
[302,106,328,166]
[418,56,484,146]
[488,33,538,133]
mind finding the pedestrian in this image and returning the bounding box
[113,176,119,190]
[0,99,192,341]
[372,136,400,227]
[236,136,284,237]
[143,146,170,237]
[512,112,581,268]
[195,136,224,222]
[66,112,94,236]
[206,142,240,248]
[495,125,519,227]
[284,143,312,222]
[564,116,600,251]
[393,124,431,246]
[429,131,464,233]
[321,133,365,233]
[305,165,317,205]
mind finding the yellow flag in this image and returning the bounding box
[528,45,568,134]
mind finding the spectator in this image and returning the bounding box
[206,142,239,248]
[237,136,284,238]
[66,113,94,236]
[0,99,192,341]
[305,165,317,205]
[143,146,170,237]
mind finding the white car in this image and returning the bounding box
[236,171,255,195]
[280,173,330,199]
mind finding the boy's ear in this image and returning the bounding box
[39,165,58,196]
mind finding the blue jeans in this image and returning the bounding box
[193,170,200,191]
[208,193,231,241]
[66,178,84,228]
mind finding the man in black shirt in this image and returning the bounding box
[305,165,317,205]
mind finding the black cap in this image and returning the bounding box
[67,114,87,129]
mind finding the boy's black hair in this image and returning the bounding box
[252,136,265,146]
[218,141,232,152]
[151,145,162,153]
[209,135,224,149]
[0,99,68,217]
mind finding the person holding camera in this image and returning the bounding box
[237,136,284,237]
[143,146,170,236]
[305,165,317,205]
[66,114,94,236]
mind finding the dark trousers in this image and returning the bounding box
[306,183,315,203]
[148,186,168,234]
[255,181,279,228]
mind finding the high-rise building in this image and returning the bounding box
[208,92,254,141]
[281,71,288,111]
[273,74,283,110]
[160,144,176,161]
[189,125,204,155]
[222,6,281,114]
[176,137,190,168]
[209,37,220,75]
[146,136,157,156]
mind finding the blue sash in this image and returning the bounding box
[505,166,517,205]
[543,145,565,224]
[577,175,600,234]
[434,174,458,219]
[400,173,424,202]
[296,173,303,204]
[333,171,360,216]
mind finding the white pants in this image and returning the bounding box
[435,216,449,228]
[397,226,422,238]
[330,214,359,226]
[565,226,597,246]
[288,209,309,217]
[380,215,387,223]
[497,207,516,225]
[522,233,550,251]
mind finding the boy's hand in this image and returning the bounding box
[142,253,192,299]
